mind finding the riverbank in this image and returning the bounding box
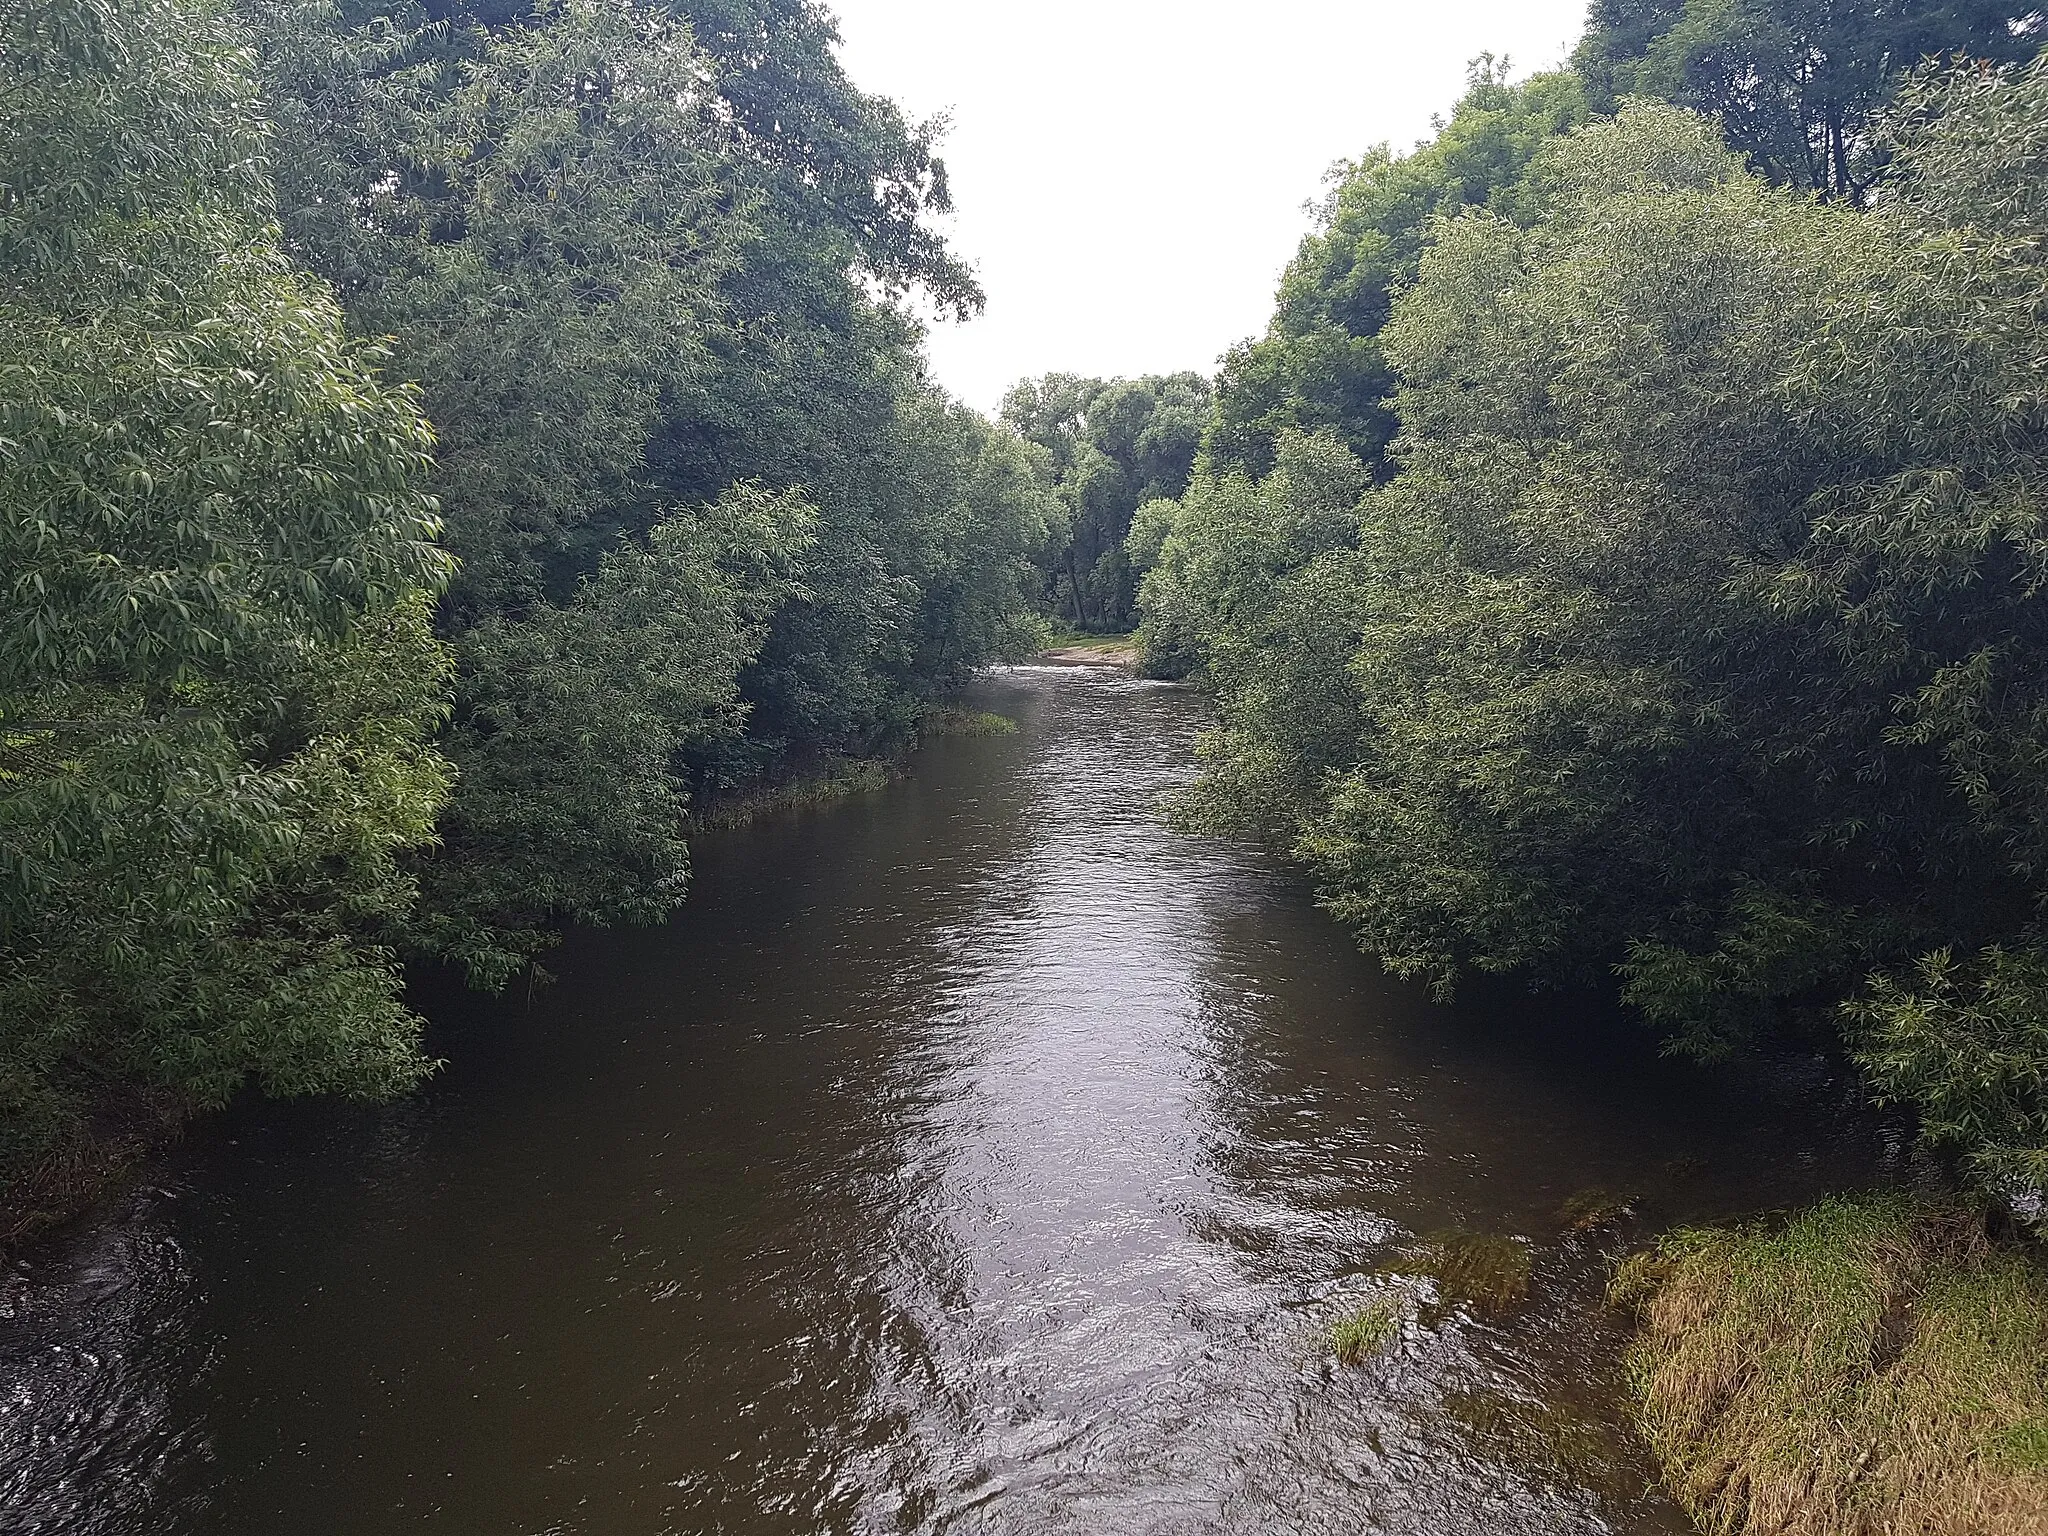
[688,756,902,832]
[1036,627,1140,668]
[0,712,1018,1258]
[0,1085,190,1256]
[689,707,1024,831]
[1613,1195,2048,1535]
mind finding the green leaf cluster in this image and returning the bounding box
[1144,56,2048,1198]
[232,0,1058,979]
[1003,372,1212,634]
[1575,0,2044,202]
[1205,59,1589,481]
[2,0,1056,1195]
[1,0,456,1167]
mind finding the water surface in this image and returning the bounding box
[0,665,1895,1534]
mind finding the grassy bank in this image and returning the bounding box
[688,757,901,832]
[921,708,1018,738]
[1037,623,1134,646]
[1036,624,1139,665]
[1612,1194,2048,1535]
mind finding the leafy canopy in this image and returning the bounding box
[1145,62,2048,1197]
[1,0,455,1167]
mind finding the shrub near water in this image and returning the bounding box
[1134,55,2048,1201]
[687,759,899,832]
[1,0,455,1214]
[1614,1196,2048,1536]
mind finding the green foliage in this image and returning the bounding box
[1003,373,1211,633]
[687,755,895,831]
[1155,65,2048,1195]
[417,484,814,986]
[247,0,745,615]
[894,393,1061,683]
[1329,1293,1402,1363]
[622,0,1039,765]
[1878,47,2048,232]
[0,0,1052,1204]
[0,0,454,1170]
[233,0,1055,977]
[1846,948,2048,1195]
[237,0,780,976]
[1135,433,1367,768]
[1205,59,1588,479]
[1575,0,2043,201]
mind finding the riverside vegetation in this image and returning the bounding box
[1,0,1060,1225]
[1124,5,2048,1532]
[9,0,2048,1531]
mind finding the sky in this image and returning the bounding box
[825,0,1593,412]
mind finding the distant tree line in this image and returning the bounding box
[1,0,1056,1191]
[1002,373,1211,634]
[1134,3,2048,1198]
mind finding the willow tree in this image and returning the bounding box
[1152,73,2048,1194]
[0,0,454,1174]
[1002,373,1211,633]
[1575,0,2044,201]
[1362,92,2048,1188]
[234,0,1053,980]
[1205,60,1588,480]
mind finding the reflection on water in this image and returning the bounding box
[0,665,1896,1535]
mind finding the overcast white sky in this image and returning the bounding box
[826,1,1593,412]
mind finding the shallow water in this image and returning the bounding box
[0,665,1899,1535]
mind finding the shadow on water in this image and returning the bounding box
[0,665,1902,1535]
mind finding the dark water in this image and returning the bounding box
[2,665,1898,1536]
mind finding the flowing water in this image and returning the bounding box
[1,665,1898,1536]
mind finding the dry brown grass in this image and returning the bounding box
[1613,1194,2048,1536]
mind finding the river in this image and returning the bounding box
[0,664,1895,1535]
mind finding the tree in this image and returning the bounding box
[1574,0,2044,201]
[239,0,1051,976]
[1205,60,1587,479]
[1153,78,2048,1195]
[1002,373,1211,633]
[416,484,814,986]
[1,0,453,1172]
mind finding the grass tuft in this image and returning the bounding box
[689,758,897,831]
[1395,1229,1534,1317]
[1559,1186,1637,1233]
[1330,1293,1403,1364]
[1,1083,189,1255]
[922,709,1017,738]
[1614,1193,2048,1536]
[1994,1418,2048,1474]
[1445,1388,1614,1480]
